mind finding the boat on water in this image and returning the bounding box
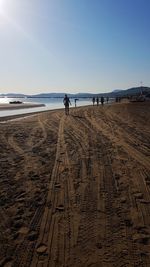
[9,101,23,104]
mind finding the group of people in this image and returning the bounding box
[63,94,110,115]
[115,96,121,102]
[92,96,109,106]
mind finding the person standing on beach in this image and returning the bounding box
[106,96,109,104]
[96,97,99,106]
[63,94,71,115]
[101,96,104,105]
[74,98,79,107]
[92,97,95,106]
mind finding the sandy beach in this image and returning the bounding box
[0,102,150,267]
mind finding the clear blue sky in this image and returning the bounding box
[0,0,150,94]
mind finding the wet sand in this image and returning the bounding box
[0,103,45,111]
[0,102,150,267]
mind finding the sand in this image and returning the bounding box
[0,102,150,267]
[0,103,45,111]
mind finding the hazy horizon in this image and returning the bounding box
[0,0,150,94]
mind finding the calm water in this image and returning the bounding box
[0,97,93,117]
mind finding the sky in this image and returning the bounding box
[0,0,150,94]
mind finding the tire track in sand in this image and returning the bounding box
[30,115,76,267]
[85,108,150,171]
[9,116,49,267]
[84,108,145,267]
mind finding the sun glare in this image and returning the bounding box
[0,0,5,13]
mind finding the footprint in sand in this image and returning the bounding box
[36,244,47,254]
[28,231,38,241]
[54,183,61,189]
[55,205,64,212]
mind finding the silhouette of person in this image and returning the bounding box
[63,94,71,115]
[101,96,104,105]
[106,96,109,104]
[92,97,95,106]
[96,97,99,106]
[75,98,79,107]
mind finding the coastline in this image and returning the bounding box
[0,104,91,122]
[0,108,62,122]
[0,103,45,110]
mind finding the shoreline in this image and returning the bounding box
[0,108,62,122]
[0,104,91,122]
[0,100,148,123]
[0,103,45,110]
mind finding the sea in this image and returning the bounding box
[0,97,93,118]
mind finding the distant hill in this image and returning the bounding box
[111,87,150,97]
[31,87,150,98]
[29,92,96,98]
[112,89,122,93]
[0,86,150,98]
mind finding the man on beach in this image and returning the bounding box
[92,97,95,106]
[101,96,104,105]
[96,97,99,106]
[63,94,71,115]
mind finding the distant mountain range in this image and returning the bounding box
[0,86,150,98]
